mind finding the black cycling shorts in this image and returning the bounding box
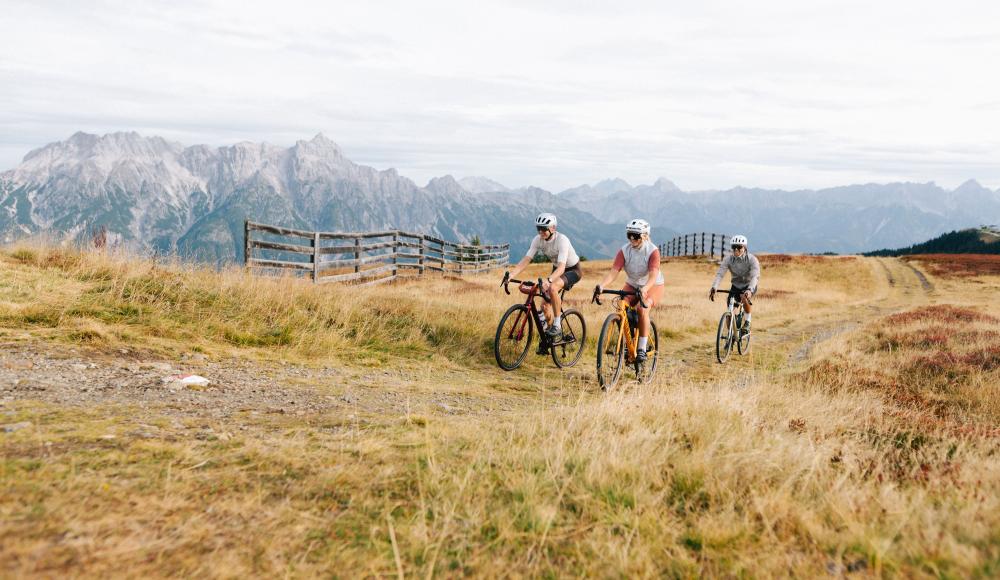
[554,262,582,291]
[729,285,756,299]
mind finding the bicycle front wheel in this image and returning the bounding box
[551,309,586,368]
[494,304,533,371]
[597,313,625,390]
[716,311,733,364]
[737,316,751,355]
[637,321,659,383]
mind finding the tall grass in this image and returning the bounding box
[1,244,504,365]
[3,246,999,576]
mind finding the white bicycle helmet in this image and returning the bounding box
[730,234,748,246]
[626,218,650,236]
[535,213,557,228]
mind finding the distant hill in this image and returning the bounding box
[865,226,1000,256]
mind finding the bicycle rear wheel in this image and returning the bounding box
[551,309,586,368]
[597,314,625,390]
[716,311,734,364]
[494,304,533,371]
[637,321,659,383]
[736,314,751,355]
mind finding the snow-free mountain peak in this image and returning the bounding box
[457,176,510,194]
[425,175,467,196]
[652,177,681,193]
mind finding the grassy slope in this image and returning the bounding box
[2,246,1000,577]
[867,227,1000,257]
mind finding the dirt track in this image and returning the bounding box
[2,258,934,422]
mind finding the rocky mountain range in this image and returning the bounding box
[556,178,1000,254]
[0,132,628,262]
[2,131,998,260]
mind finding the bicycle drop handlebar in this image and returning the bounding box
[501,273,551,302]
[591,287,647,309]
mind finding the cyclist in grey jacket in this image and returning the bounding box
[709,235,760,332]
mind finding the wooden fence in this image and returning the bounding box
[660,233,730,260]
[244,220,510,286]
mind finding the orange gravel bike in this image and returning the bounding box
[494,273,586,371]
[591,287,658,390]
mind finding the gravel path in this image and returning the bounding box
[1,342,520,422]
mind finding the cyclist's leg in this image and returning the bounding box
[636,285,663,337]
[742,287,754,314]
[552,265,581,325]
[547,278,566,334]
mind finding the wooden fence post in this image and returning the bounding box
[392,232,398,278]
[312,232,320,283]
[721,235,727,260]
[353,238,361,274]
[711,233,716,259]
[701,232,705,255]
[418,237,425,275]
[684,235,688,256]
[244,219,251,266]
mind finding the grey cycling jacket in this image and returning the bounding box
[712,253,760,290]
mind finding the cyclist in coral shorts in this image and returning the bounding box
[593,218,664,364]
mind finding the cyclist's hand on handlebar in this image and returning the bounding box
[501,271,510,286]
[591,285,602,304]
[742,290,751,301]
[709,287,716,301]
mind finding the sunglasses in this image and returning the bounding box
[627,232,642,240]
[731,244,745,250]
[537,226,550,233]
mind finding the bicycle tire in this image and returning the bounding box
[637,321,659,383]
[597,313,625,390]
[551,309,586,368]
[716,311,733,364]
[494,304,533,371]
[736,315,751,355]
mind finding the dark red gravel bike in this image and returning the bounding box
[494,274,586,371]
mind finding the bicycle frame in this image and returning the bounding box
[716,289,752,363]
[503,277,557,343]
[613,300,640,361]
[726,293,744,329]
[593,289,648,362]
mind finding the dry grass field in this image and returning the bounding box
[2,244,999,577]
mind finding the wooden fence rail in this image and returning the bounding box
[659,232,730,260]
[244,220,510,286]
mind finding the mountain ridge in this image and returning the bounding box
[0,132,633,261]
[3,131,999,258]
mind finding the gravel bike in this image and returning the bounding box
[592,287,658,390]
[715,289,752,363]
[494,273,586,371]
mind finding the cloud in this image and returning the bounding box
[1,0,999,191]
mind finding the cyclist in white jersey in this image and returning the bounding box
[593,219,664,364]
[505,213,584,353]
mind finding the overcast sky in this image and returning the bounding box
[2,0,999,192]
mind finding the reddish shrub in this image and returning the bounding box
[903,254,1000,278]
[758,254,856,266]
[873,326,955,350]
[756,289,794,299]
[885,305,996,326]
[906,351,966,377]
[962,346,1000,370]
